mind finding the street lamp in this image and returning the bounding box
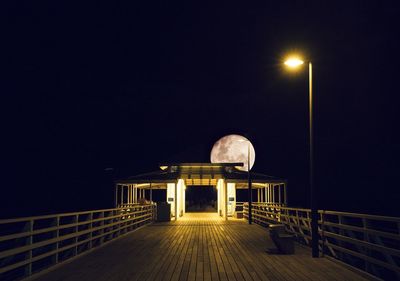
[246,140,252,225]
[284,55,318,258]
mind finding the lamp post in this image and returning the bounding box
[247,140,252,225]
[284,56,318,258]
[239,139,252,224]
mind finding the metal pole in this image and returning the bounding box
[309,62,318,258]
[248,141,252,224]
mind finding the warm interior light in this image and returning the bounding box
[284,57,304,68]
[159,166,168,170]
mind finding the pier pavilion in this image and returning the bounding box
[1,164,399,281]
[115,163,288,220]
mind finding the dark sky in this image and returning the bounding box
[2,1,400,218]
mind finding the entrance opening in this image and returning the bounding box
[185,185,217,212]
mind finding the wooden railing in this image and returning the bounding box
[0,204,156,281]
[244,203,400,280]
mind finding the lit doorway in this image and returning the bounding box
[185,186,217,212]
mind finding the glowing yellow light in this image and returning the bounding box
[284,57,304,68]
[160,166,168,170]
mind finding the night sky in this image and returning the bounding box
[2,1,400,218]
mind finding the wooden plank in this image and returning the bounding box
[32,213,370,281]
[147,224,190,281]
[205,221,220,281]
[170,225,195,281]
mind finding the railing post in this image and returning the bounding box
[73,215,78,256]
[338,215,344,261]
[320,211,324,257]
[24,220,33,278]
[54,216,59,265]
[89,212,93,248]
[362,218,372,273]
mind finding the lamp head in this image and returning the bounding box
[284,56,304,68]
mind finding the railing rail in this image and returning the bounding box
[244,202,400,280]
[0,204,156,281]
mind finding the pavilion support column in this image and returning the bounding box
[150,183,152,202]
[279,184,282,205]
[134,185,137,203]
[216,179,222,217]
[224,180,228,221]
[183,181,186,215]
[261,187,264,202]
[128,185,131,204]
[121,185,124,206]
[270,185,273,204]
[128,185,130,204]
[265,186,267,203]
[175,182,178,221]
[115,184,118,208]
[284,182,288,206]
[272,184,275,204]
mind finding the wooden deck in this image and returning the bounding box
[33,213,369,281]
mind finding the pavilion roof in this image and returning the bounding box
[116,163,286,187]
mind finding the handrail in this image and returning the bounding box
[0,204,156,280]
[243,202,400,280]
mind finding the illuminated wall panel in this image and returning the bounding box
[167,183,175,216]
[227,183,236,216]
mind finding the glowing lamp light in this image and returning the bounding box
[284,57,304,68]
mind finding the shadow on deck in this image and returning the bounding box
[33,213,369,281]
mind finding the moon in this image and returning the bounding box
[210,134,255,171]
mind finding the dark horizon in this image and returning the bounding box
[2,2,400,218]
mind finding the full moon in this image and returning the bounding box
[210,134,256,171]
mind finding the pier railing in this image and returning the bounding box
[0,204,156,281]
[244,203,400,280]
